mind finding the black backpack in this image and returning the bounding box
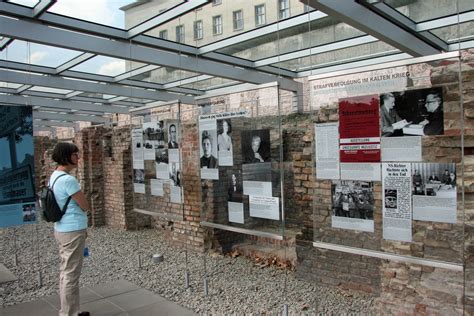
[39,174,72,223]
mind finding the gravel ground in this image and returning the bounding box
[0,221,375,314]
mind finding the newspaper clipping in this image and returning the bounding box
[382,163,412,242]
[315,122,340,179]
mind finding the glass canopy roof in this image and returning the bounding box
[0,0,472,126]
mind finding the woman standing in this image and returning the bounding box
[50,142,90,316]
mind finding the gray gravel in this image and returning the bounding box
[0,221,374,314]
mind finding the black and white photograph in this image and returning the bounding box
[384,189,397,209]
[133,168,145,193]
[200,130,218,169]
[217,119,233,166]
[155,147,168,164]
[380,87,444,137]
[132,128,144,169]
[167,122,179,149]
[411,162,457,224]
[169,162,181,187]
[241,129,270,164]
[227,170,242,202]
[22,203,36,222]
[155,147,169,180]
[331,180,375,232]
[199,117,219,180]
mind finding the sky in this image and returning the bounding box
[2,0,135,77]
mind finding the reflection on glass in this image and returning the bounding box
[384,0,471,23]
[2,40,82,67]
[6,0,39,7]
[181,77,239,91]
[430,21,474,43]
[29,86,73,94]
[48,0,133,29]
[71,56,144,77]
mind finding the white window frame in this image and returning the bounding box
[159,30,168,40]
[194,20,203,40]
[233,10,244,31]
[278,0,290,20]
[176,25,185,43]
[213,15,223,35]
[255,4,266,26]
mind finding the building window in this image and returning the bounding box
[213,15,222,35]
[278,0,290,20]
[159,30,168,40]
[176,25,184,43]
[233,10,244,31]
[255,4,266,26]
[194,20,203,40]
[212,0,221,5]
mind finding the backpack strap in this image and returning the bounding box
[51,173,73,216]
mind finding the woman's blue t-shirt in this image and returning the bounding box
[50,170,88,232]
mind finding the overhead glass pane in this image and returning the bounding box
[430,21,474,43]
[180,76,239,91]
[217,17,364,61]
[0,82,22,89]
[139,0,312,47]
[29,86,73,94]
[1,40,83,67]
[48,0,134,29]
[129,67,199,85]
[384,0,472,22]
[123,0,184,29]
[70,56,146,77]
[274,41,398,72]
[6,0,39,7]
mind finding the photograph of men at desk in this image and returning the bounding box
[380,87,444,137]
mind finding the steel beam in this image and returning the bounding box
[126,0,210,39]
[114,65,160,82]
[56,52,96,74]
[0,94,130,114]
[304,0,441,56]
[0,69,193,103]
[34,119,75,128]
[33,111,110,123]
[0,37,13,51]
[33,0,57,17]
[0,11,300,92]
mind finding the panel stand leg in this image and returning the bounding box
[283,304,288,316]
[35,224,42,288]
[13,228,18,266]
[203,252,208,297]
[185,270,190,289]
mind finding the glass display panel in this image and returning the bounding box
[310,55,463,260]
[130,102,187,220]
[198,86,284,239]
[28,86,73,94]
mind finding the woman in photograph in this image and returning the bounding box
[217,119,232,151]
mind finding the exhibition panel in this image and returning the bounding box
[131,101,186,221]
[198,86,285,240]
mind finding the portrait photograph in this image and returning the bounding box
[167,122,179,149]
[241,129,270,164]
[200,129,218,169]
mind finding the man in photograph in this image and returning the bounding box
[200,131,218,168]
[245,135,265,163]
[419,92,444,135]
[380,92,408,136]
[228,173,242,202]
[168,124,179,149]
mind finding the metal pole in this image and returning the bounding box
[203,252,208,296]
[35,224,42,287]
[12,227,18,266]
